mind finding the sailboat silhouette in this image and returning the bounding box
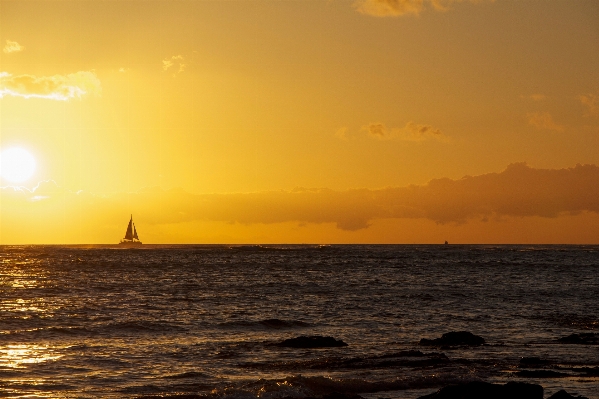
[119,215,143,245]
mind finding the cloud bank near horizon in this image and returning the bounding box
[0,71,101,100]
[367,122,447,141]
[2,163,598,233]
[355,0,490,17]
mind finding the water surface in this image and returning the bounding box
[1,245,597,398]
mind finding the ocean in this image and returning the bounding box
[0,245,597,398]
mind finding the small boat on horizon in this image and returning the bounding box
[119,215,142,245]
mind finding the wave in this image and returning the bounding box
[102,320,190,333]
[0,325,94,340]
[207,374,468,399]
[132,374,468,399]
[227,245,336,252]
[219,318,311,330]
[163,371,211,379]
[1,320,189,340]
[239,351,450,371]
[537,312,599,331]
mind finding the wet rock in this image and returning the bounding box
[419,331,485,347]
[395,350,426,357]
[557,332,599,345]
[136,396,365,399]
[136,396,203,399]
[259,318,310,329]
[276,335,348,348]
[548,390,589,399]
[519,356,551,367]
[318,393,365,399]
[580,366,599,376]
[282,395,365,399]
[514,370,568,378]
[417,381,543,399]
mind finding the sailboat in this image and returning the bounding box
[119,215,143,245]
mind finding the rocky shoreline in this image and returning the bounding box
[134,331,596,399]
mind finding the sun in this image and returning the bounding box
[0,147,37,184]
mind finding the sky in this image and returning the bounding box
[0,0,598,244]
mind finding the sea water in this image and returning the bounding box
[0,245,597,398]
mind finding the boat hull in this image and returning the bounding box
[119,240,143,246]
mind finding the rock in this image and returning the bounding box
[419,331,485,347]
[375,350,432,359]
[136,395,364,399]
[580,366,599,376]
[135,396,203,399]
[284,394,365,399]
[557,333,599,345]
[514,370,568,378]
[259,318,310,329]
[519,356,551,367]
[417,381,543,399]
[548,390,589,399]
[396,350,426,357]
[319,393,365,399]
[276,335,348,348]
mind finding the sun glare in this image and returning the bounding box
[0,147,36,184]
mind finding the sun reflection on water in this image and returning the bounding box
[0,345,63,368]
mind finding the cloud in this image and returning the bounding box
[529,94,546,101]
[3,40,25,54]
[520,93,546,101]
[400,121,445,141]
[367,121,446,141]
[3,164,598,234]
[367,123,388,138]
[527,112,564,131]
[355,0,489,17]
[580,94,598,117]
[0,71,101,100]
[356,0,425,16]
[335,127,349,140]
[163,55,186,76]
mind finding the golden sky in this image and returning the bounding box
[1,0,598,244]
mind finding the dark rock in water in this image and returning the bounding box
[548,390,590,399]
[395,350,426,357]
[259,318,310,329]
[318,393,365,399]
[419,331,485,347]
[135,396,203,399]
[277,335,348,348]
[514,369,568,378]
[286,395,364,399]
[375,350,427,359]
[136,394,365,399]
[557,332,599,345]
[519,356,551,367]
[277,395,365,399]
[417,381,543,399]
[580,366,599,376]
